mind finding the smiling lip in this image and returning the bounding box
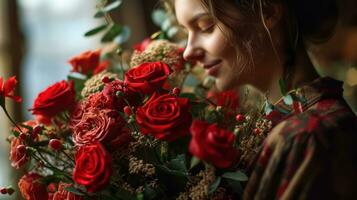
[204,60,222,76]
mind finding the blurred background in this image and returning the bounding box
[0,0,356,199]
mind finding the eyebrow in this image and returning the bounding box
[179,12,211,27]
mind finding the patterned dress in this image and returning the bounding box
[243,77,357,200]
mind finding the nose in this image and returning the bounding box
[183,35,204,62]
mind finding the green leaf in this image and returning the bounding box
[222,170,248,182]
[151,9,167,27]
[155,165,188,177]
[115,188,137,200]
[114,26,131,44]
[279,78,287,96]
[208,177,221,195]
[179,93,197,100]
[226,179,244,195]
[136,193,144,200]
[183,74,200,87]
[283,94,293,105]
[67,75,87,100]
[190,156,201,169]
[64,186,86,196]
[168,154,187,173]
[94,0,123,18]
[161,18,171,31]
[84,24,108,36]
[264,100,274,115]
[101,24,123,42]
[143,185,158,200]
[167,26,178,38]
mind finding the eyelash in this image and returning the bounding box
[200,23,215,33]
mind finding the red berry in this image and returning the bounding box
[6,187,14,195]
[254,128,261,135]
[19,133,27,141]
[0,187,7,194]
[173,87,181,96]
[31,125,42,138]
[16,145,27,155]
[235,114,245,122]
[123,106,132,116]
[49,139,62,150]
[101,76,111,83]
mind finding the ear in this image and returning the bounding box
[261,3,284,30]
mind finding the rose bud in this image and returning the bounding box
[123,106,132,116]
[101,76,111,83]
[172,87,180,96]
[254,128,261,135]
[49,139,62,150]
[0,187,7,194]
[235,114,245,122]
[19,133,27,141]
[16,145,27,155]
[6,187,14,195]
[31,125,42,138]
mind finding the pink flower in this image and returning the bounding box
[72,109,125,147]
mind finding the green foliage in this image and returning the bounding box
[84,24,108,36]
[64,186,86,196]
[94,0,123,18]
[208,177,221,195]
[222,170,248,182]
[67,75,87,100]
[102,24,123,42]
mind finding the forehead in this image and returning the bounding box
[175,0,208,25]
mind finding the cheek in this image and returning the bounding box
[205,30,230,57]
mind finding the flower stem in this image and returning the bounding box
[1,105,23,134]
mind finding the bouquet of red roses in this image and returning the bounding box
[0,1,275,198]
[0,37,273,200]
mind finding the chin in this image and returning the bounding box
[215,78,232,92]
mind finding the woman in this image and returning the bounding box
[164,0,357,199]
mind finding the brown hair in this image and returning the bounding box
[162,0,338,76]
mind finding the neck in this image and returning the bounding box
[256,43,319,103]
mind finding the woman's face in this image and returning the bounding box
[175,0,250,91]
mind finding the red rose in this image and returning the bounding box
[53,182,83,200]
[0,76,22,103]
[73,142,112,193]
[18,173,48,200]
[106,128,132,152]
[207,90,239,111]
[31,80,76,121]
[136,93,192,141]
[68,50,101,74]
[124,62,171,94]
[189,120,239,168]
[93,60,110,75]
[72,109,125,146]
